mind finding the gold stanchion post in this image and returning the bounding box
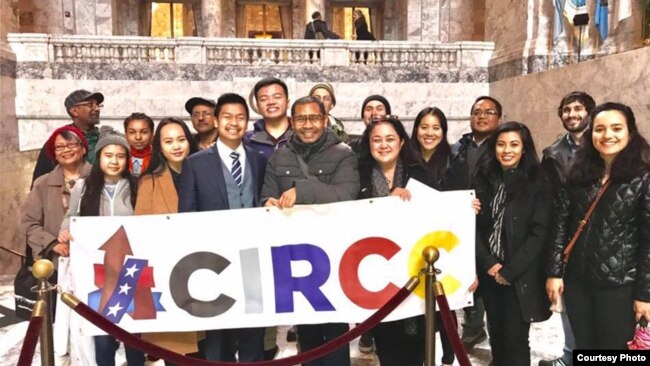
[32,259,56,366]
[423,246,441,366]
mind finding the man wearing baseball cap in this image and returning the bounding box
[31,89,104,185]
[185,97,218,150]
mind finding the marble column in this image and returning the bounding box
[14,0,66,34]
[75,0,97,34]
[409,0,441,41]
[486,0,554,81]
[201,0,222,37]
[96,0,115,35]
[1,0,35,275]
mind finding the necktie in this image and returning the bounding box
[230,151,242,187]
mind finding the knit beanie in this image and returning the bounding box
[360,95,392,119]
[95,126,131,157]
[45,125,89,162]
[309,83,336,106]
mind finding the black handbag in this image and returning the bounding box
[13,243,58,320]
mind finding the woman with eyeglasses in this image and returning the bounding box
[20,126,91,264]
[547,103,650,349]
[474,122,552,366]
[135,117,199,364]
[356,115,431,365]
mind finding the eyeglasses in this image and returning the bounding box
[54,142,81,152]
[293,114,323,124]
[370,114,401,123]
[192,111,213,118]
[74,102,103,109]
[471,109,499,117]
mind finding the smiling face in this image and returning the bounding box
[99,144,128,181]
[495,131,523,170]
[561,100,590,133]
[125,119,153,151]
[592,109,630,164]
[216,103,248,150]
[470,99,501,141]
[70,99,101,130]
[53,134,86,167]
[417,114,444,155]
[291,102,325,144]
[370,122,404,168]
[256,83,289,121]
[159,123,190,166]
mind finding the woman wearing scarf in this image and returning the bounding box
[473,122,551,365]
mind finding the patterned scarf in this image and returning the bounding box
[371,158,405,197]
[488,182,506,261]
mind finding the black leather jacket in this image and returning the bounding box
[547,173,650,301]
[541,134,578,194]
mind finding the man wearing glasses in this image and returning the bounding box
[185,96,218,150]
[31,89,104,184]
[447,95,503,351]
[260,96,359,366]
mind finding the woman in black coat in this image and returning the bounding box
[474,122,551,366]
[356,115,429,366]
[352,10,375,41]
[546,102,650,349]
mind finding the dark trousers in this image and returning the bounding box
[564,277,635,349]
[462,294,486,337]
[373,316,425,366]
[481,277,531,366]
[437,311,457,365]
[297,323,350,366]
[94,335,145,366]
[201,327,265,361]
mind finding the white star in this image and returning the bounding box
[125,264,140,278]
[106,302,123,317]
[118,283,132,295]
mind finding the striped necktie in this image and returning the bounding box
[230,151,243,187]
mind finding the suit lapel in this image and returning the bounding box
[209,145,229,206]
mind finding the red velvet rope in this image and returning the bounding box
[69,286,413,366]
[17,315,43,366]
[436,294,471,366]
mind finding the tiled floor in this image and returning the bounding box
[0,274,562,365]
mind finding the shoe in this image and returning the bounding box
[539,358,568,366]
[286,326,297,342]
[358,332,374,354]
[263,345,279,361]
[461,329,487,349]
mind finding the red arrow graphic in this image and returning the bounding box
[98,226,133,312]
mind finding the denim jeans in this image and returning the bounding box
[560,298,576,365]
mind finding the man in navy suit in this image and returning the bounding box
[178,93,266,362]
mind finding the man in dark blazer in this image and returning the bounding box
[177,93,266,362]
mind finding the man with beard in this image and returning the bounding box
[31,89,104,184]
[244,77,292,163]
[538,91,595,366]
[185,97,219,150]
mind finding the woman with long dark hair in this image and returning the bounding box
[547,102,650,349]
[58,126,143,366]
[474,121,552,366]
[411,107,452,189]
[357,115,431,365]
[135,117,199,363]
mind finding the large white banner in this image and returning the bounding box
[69,181,475,334]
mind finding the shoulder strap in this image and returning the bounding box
[295,155,316,179]
[563,179,611,263]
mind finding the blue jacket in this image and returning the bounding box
[177,143,267,212]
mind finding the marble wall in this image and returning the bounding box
[491,46,650,156]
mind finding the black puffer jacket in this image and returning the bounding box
[547,172,650,302]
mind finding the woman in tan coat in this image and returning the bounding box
[135,117,199,363]
[20,126,91,262]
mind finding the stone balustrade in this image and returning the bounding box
[7,34,494,69]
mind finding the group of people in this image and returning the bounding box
[18,76,650,366]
